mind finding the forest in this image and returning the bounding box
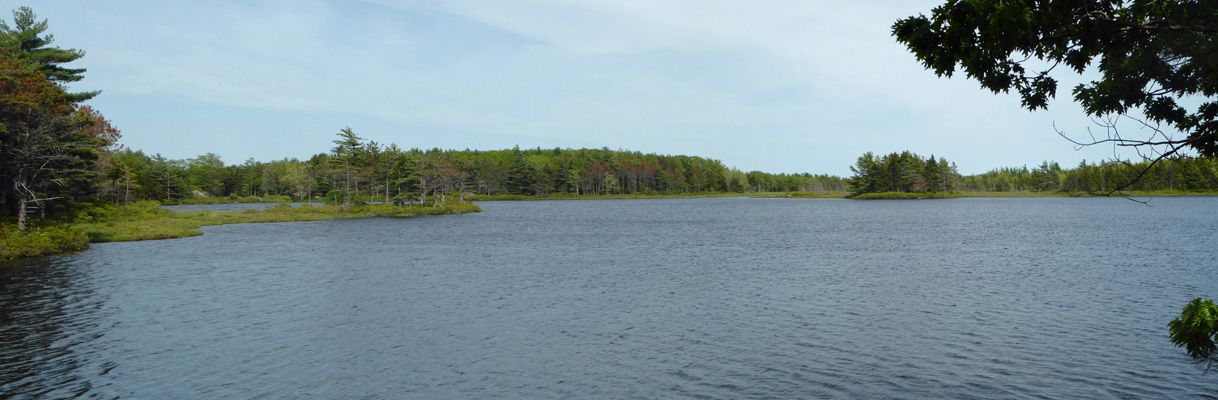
[846,151,1218,197]
[959,158,1218,194]
[96,130,848,206]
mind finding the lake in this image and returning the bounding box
[2,197,1215,398]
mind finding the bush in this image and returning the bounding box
[0,225,90,262]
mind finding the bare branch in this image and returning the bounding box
[1055,113,1200,203]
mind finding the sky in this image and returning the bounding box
[2,0,1177,176]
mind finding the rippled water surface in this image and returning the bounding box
[3,197,1217,398]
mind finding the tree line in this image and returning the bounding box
[848,151,1218,196]
[960,158,1218,194]
[98,129,848,205]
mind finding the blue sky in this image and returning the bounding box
[5,0,1171,176]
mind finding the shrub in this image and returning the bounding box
[0,225,90,262]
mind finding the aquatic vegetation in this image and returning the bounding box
[76,201,481,243]
[1,201,481,261]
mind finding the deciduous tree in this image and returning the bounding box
[893,0,1216,156]
[895,0,1218,369]
[1169,298,1218,370]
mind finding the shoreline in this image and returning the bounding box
[1,202,481,263]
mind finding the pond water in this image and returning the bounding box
[2,197,1216,398]
[162,202,325,213]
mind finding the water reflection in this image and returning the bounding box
[0,256,109,398]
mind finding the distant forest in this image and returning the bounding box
[99,132,846,204]
[847,151,1218,196]
[100,133,1218,206]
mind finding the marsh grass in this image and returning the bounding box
[4,201,478,262]
[0,225,90,262]
[175,194,296,205]
[848,192,955,199]
[844,190,1218,199]
[748,191,848,199]
[75,201,481,243]
[466,192,750,201]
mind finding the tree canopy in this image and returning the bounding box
[0,7,97,102]
[0,7,112,230]
[1168,298,1218,370]
[847,151,959,196]
[895,0,1218,371]
[892,0,1217,155]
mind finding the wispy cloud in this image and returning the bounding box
[12,0,1144,175]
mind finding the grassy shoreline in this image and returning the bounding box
[6,190,1214,262]
[465,192,757,201]
[764,190,1218,200]
[473,189,1218,201]
[1,201,481,263]
[156,188,1218,206]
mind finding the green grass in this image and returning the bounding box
[849,192,955,199]
[844,189,1218,199]
[0,224,90,262]
[175,194,296,205]
[466,192,758,201]
[1101,189,1218,197]
[956,190,1218,198]
[1,200,481,262]
[747,191,848,199]
[76,201,481,243]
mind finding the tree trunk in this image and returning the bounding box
[17,196,27,231]
[124,169,131,205]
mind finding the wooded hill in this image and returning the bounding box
[99,138,848,205]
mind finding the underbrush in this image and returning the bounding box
[0,225,90,262]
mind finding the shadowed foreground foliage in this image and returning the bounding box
[1169,298,1218,371]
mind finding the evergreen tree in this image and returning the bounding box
[505,147,535,195]
[0,7,97,102]
[922,155,942,192]
[0,8,108,229]
[391,152,421,205]
[331,127,362,205]
[847,152,880,196]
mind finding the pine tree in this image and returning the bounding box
[0,7,98,102]
[0,7,106,229]
[922,155,942,192]
[505,147,535,195]
[331,127,362,206]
